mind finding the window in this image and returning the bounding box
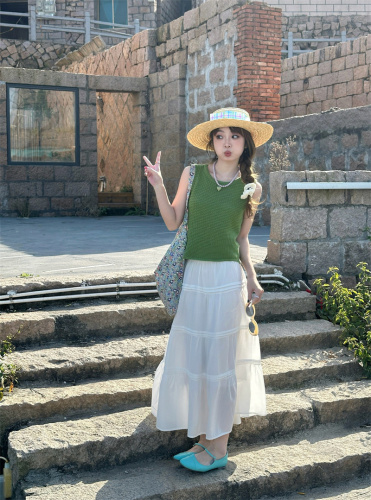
[98,0,128,28]
[0,1,28,41]
[7,84,80,165]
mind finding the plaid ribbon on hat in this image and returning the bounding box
[210,109,250,121]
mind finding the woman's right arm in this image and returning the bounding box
[144,152,190,231]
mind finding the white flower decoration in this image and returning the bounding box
[241,183,256,199]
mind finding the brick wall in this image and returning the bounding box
[267,169,371,281]
[265,0,370,17]
[253,105,371,226]
[234,1,281,122]
[280,34,371,118]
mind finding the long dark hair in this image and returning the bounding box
[206,127,257,218]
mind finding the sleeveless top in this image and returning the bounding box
[184,164,247,262]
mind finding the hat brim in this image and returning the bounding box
[187,119,274,150]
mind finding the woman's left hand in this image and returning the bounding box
[247,277,264,305]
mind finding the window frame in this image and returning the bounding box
[6,83,80,166]
[95,0,128,27]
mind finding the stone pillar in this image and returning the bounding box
[267,169,371,281]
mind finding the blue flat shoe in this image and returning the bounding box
[180,446,228,472]
[173,443,206,461]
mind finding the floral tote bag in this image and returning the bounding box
[154,165,196,316]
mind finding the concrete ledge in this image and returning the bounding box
[87,75,148,92]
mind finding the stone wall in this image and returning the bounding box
[282,14,371,54]
[62,0,282,212]
[0,39,77,69]
[267,169,371,281]
[0,67,147,217]
[253,106,371,226]
[264,0,370,17]
[280,34,371,118]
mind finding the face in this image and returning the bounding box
[212,127,245,162]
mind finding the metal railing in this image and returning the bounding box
[0,6,145,44]
[282,30,356,58]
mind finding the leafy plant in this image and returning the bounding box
[0,335,18,402]
[124,206,146,216]
[269,135,296,171]
[120,185,133,193]
[18,272,33,278]
[314,263,371,378]
[364,226,371,241]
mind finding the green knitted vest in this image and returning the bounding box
[184,164,247,262]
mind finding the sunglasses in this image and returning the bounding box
[246,302,259,336]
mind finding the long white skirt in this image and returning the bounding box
[151,260,266,440]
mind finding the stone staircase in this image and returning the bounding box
[0,272,370,499]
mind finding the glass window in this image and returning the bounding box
[7,84,79,165]
[99,0,127,27]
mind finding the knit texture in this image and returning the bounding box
[184,164,247,262]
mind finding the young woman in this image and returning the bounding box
[144,108,273,472]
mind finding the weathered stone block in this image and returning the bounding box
[157,23,170,44]
[344,241,371,274]
[266,240,281,265]
[341,133,358,149]
[166,37,180,54]
[5,166,27,181]
[188,34,207,54]
[307,241,342,276]
[51,197,75,210]
[346,170,371,205]
[306,170,346,206]
[28,166,54,181]
[197,53,211,71]
[270,207,327,242]
[330,206,367,239]
[267,240,307,276]
[184,8,199,31]
[214,85,232,102]
[65,182,90,197]
[209,67,224,84]
[29,197,50,212]
[169,18,183,39]
[269,171,306,207]
[43,182,64,197]
[199,0,218,24]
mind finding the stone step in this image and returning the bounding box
[0,291,316,345]
[1,343,366,445]
[9,323,358,387]
[8,380,371,486]
[17,424,371,499]
[260,475,371,499]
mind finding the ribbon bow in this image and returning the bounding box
[241,183,256,199]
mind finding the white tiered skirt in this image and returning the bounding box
[151,260,266,440]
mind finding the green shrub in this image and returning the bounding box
[0,336,18,402]
[314,262,371,378]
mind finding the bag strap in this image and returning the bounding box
[185,164,196,211]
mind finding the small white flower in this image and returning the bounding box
[241,183,256,199]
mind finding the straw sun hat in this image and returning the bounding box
[187,108,274,150]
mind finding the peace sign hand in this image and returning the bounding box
[143,151,163,187]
